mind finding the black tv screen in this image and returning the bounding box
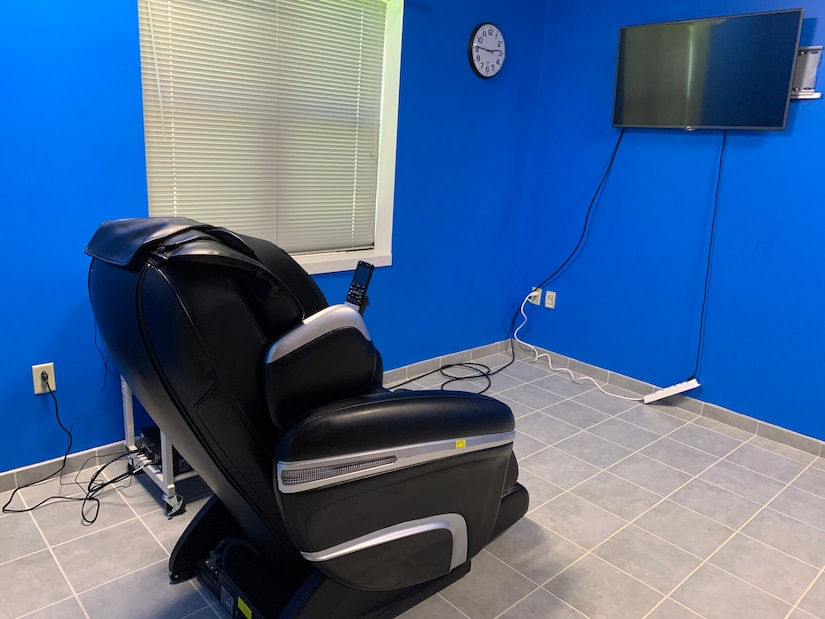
[613,9,803,130]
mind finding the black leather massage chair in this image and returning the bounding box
[86,218,529,618]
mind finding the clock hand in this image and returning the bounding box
[475,45,501,54]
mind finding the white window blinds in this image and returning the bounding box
[137,0,388,255]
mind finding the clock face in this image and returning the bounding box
[468,23,505,79]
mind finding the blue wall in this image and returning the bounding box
[521,0,825,440]
[4,0,823,473]
[0,0,547,472]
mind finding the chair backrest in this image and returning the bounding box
[86,218,332,570]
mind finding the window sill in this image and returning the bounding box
[295,250,392,275]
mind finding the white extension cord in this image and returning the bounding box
[513,292,644,403]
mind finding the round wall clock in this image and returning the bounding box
[468,23,506,79]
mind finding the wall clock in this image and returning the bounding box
[468,23,506,79]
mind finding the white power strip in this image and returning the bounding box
[642,378,700,404]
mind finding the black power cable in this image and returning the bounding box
[395,129,627,394]
[690,129,728,380]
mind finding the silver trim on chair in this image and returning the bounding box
[277,431,515,494]
[300,513,468,571]
[265,304,371,364]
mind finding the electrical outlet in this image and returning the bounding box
[32,362,56,395]
[544,290,557,309]
[527,287,541,305]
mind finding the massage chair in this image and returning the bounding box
[86,217,528,618]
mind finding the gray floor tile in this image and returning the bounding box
[792,467,825,500]
[22,597,88,619]
[743,508,825,568]
[798,572,825,617]
[594,525,701,594]
[645,599,704,618]
[500,361,553,383]
[749,436,818,464]
[619,406,689,435]
[515,412,580,445]
[670,479,761,529]
[709,533,819,603]
[52,518,168,593]
[512,431,548,461]
[399,594,469,619]
[692,415,755,441]
[499,588,586,619]
[768,486,825,531]
[30,486,137,547]
[641,438,719,476]
[726,442,808,483]
[544,399,611,430]
[494,394,537,419]
[587,418,661,451]
[790,609,821,619]
[140,493,212,554]
[672,564,790,619]
[554,432,632,469]
[0,511,46,563]
[516,469,563,513]
[668,424,744,457]
[440,550,536,619]
[498,383,563,411]
[80,561,209,619]
[699,459,786,504]
[184,606,229,619]
[635,500,734,559]
[486,516,586,584]
[519,446,600,490]
[608,454,692,497]
[529,493,625,550]
[571,472,662,521]
[531,374,594,399]
[0,549,73,617]
[571,388,640,416]
[544,554,662,619]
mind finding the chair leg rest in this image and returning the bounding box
[489,482,530,542]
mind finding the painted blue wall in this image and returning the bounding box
[0,2,149,473]
[521,0,825,440]
[0,0,547,472]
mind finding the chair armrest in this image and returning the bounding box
[263,305,382,430]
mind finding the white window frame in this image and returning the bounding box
[138,0,403,275]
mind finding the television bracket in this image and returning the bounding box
[791,46,822,100]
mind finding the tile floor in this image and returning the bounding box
[2,353,825,618]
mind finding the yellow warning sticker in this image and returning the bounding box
[237,597,252,619]
[455,439,466,449]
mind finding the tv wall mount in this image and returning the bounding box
[792,46,822,100]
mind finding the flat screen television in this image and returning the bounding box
[612,9,803,130]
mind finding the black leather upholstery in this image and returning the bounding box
[86,218,528,618]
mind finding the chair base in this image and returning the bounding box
[196,537,471,619]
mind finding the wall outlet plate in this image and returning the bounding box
[32,362,56,395]
[544,290,556,309]
[528,287,541,305]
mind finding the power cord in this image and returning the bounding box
[3,322,140,523]
[394,130,628,397]
[690,129,727,381]
[514,292,643,401]
[1,377,140,524]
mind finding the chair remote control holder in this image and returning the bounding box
[345,261,374,314]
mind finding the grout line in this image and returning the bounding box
[785,567,824,619]
[640,450,818,618]
[24,510,92,619]
[15,596,78,618]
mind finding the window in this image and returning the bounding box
[137,0,402,273]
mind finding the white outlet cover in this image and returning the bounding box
[544,290,556,309]
[32,362,56,395]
